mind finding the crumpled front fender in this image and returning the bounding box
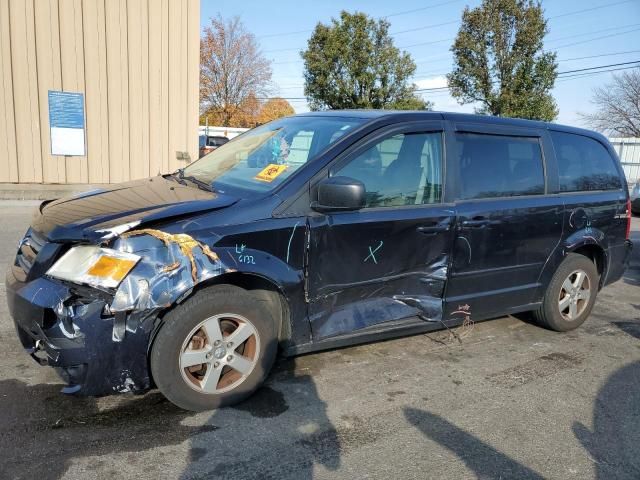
[109,228,232,314]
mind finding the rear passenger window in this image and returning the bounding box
[551,131,622,192]
[456,133,545,200]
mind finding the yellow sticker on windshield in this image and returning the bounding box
[255,164,288,182]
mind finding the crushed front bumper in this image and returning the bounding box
[5,266,153,396]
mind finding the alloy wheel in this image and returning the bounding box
[558,269,591,321]
[179,313,260,394]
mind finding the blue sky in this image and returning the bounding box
[200,0,640,127]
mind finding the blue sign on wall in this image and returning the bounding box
[48,91,85,156]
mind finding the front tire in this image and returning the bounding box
[150,285,279,411]
[533,253,599,332]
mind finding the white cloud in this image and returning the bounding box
[414,75,448,90]
[432,97,476,113]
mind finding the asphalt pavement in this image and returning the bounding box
[1,203,638,480]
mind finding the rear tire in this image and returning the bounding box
[150,284,279,411]
[533,253,599,332]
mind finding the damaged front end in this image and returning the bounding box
[6,225,232,396]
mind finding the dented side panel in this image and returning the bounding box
[446,196,564,319]
[535,191,628,294]
[307,207,455,340]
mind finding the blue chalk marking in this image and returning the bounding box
[365,241,384,264]
[238,254,255,265]
[286,221,301,264]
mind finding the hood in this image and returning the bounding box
[32,176,238,242]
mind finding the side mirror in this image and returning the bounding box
[311,176,366,212]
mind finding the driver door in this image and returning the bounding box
[306,122,456,340]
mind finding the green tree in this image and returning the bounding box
[301,11,430,111]
[447,0,558,121]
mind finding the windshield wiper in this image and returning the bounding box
[176,168,212,192]
[169,169,188,185]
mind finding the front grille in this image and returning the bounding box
[16,229,47,276]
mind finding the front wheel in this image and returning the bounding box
[150,285,279,411]
[533,253,599,332]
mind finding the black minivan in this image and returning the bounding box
[6,111,633,411]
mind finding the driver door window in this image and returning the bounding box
[333,132,443,207]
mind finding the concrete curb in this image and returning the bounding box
[0,200,42,207]
[0,183,102,200]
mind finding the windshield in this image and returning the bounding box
[183,116,365,193]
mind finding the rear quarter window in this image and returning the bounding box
[550,131,622,192]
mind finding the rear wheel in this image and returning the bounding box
[150,285,279,411]
[533,253,599,331]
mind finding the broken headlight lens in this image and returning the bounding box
[47,246,141,289]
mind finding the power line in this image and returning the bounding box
[393,58,640,83]
[548,0,634,19]
[414,48,640,70]
[556,64,640,81]
[415,86,451,93]
[546,22,640,44]
[383,0,462,18]
[560,50,640,62]
[260,0,635,42]
[556,60,640,75]
[258,0,463,40]
[263,0,636,56]
[276,53,640,90]
[263,63,640,102]
[401,21,640,54]
[264,18,461,52]
[271,21,640,65]
[391,19,459,35]
[410,60,640,93]
[553,26,640,49]
[258,29,311,40]
[388,0,637,36]
[399,36,456,49]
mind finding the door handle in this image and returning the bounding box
[417,224,451,235]
[461,218,490,228]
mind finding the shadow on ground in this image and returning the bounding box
[404,408,545,479]
[0,354,341,479]
[572,322,640,479]
[0,379,210,479]
[403,320,640,480]
[180,356,341,479]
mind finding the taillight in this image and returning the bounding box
[626,198,632,240]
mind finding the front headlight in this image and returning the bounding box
[47,245,141,289]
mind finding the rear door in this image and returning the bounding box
[307,122,455,340]
[445,123,563,319]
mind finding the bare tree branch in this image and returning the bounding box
[580,70,640,137]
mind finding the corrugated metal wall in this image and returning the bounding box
[610,137,640,183]
[0,0,200,185]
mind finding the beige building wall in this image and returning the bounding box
[0,0,200,185]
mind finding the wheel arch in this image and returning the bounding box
[565,242,608,289]
[201,271,291,342]
[151,271,291,345]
